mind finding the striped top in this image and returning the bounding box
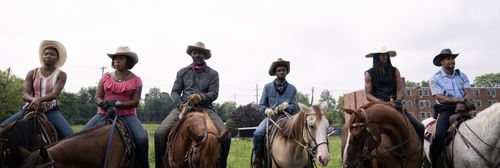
[26,67,61,111]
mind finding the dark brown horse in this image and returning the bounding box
[164,110,229,168]
[342,102,422,168]
[21,117,134,168]
[0,111,58,168]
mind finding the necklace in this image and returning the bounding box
[115,71,129,82]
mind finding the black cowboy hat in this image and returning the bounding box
[269,58,290,76]
[433,48,459,66]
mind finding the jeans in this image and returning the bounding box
[154,107,230,168]
[253,118,269,155]
[0,107,73,139]
[83,114,150,168]
[430,109,453,167]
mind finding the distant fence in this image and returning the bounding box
[236,127,257,137]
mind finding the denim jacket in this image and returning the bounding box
[258,82,298,115]
[171,64,219,108]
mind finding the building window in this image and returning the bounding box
[487,89,496,96]
[420,112,431,119]
[474,100,482,107]
[405,89,412,96]
[418,88,429,96]
[473,89,480,96]
[406,100,413,108]
[420,100,430,108]
[488,100,497,106]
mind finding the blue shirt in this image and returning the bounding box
[430,69,471,100]
[258,82,298,115]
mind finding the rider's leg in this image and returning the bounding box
[45,107,73,139]
[405,111,425,145]
[82,114,106,131]
[252,119,268,167]
[203,107,231,168]
[0,109,24,127]
[430,110,452,168]
[122,115,149,168]
[154,108,180,168]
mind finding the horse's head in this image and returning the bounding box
[342,107,381,168]
[299,104,331,166]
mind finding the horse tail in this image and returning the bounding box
[198,133,220,167]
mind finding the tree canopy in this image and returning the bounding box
[474,73,500,87]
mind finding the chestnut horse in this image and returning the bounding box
[21,117,134,168]
[164,110,229,168]
[343,102,422,168]
[0,111,58,168]
[422,103,500,168]
[261,104,330,167]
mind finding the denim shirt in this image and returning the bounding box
[171,64,219,108]
[430,69,471,100]
[258,82,298,115]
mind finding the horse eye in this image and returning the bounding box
[309,125,316,130]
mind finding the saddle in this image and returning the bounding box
[98,116,136,168]
[423,111,475,145]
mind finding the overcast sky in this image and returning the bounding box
[1,0,499,105]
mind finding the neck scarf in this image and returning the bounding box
[191,63,207,72]
[274,79,288,95]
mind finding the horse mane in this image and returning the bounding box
[197,133,220,167]
[279,105,323,141]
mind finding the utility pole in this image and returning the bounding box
[100,66,107,77]
[255,84,259,104]
[6,67,11,78]
[310,87,314,105]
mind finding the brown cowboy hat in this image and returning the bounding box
[365,46,397,58]
[107,46,139,66]
[433,48,459,66]
[39,40,67,68]
[186,41,211,59]
[269,58,290,76]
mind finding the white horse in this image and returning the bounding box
[422,103,500,168]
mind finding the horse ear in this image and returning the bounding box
[344,108,355,115]
[0,121,17,135]
[298,103,310,112]
[218,128,230,140]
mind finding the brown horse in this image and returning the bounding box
[260,104,330,168]
[0,111,58,168]
[342,102,422,168]
[21,117,134,168]
[164,110,229,168]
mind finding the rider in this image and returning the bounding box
[0,40,73,139]
[364,46,424,144]
[252,58,298,168]
[154,41,231,168]
[429,48,473,167]
[81,46,149,168]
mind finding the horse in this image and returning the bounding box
[422,103,500,168]
[164,108,230,168]
[258,104,330,168]
[342,102,422,168]
[0,111,58,168]
[21,115,135,168]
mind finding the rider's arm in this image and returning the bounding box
[171,69,185,108]
[395,68,404,100]
[201,70,219,105]
[94,77,105,105]
[118,86,142,108]
[258,85,269,114]
[22,69,36,103]
[364,72,383,102]
[287,86,298,114]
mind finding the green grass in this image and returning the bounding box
[72,124,343,168]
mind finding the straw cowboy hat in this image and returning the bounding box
[107,46,139,66]
[433,48,459,66]
[269,58,290,76]
[186,41,211,60]
[365,46,397,58]
[39,40,67,68]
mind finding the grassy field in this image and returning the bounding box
[72,124,343,168]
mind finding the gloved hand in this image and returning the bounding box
[188,94,202,105]
[265,108,276,118]
[98,100,117,109]
[178,103,187,112]
[463,98,476,111]
[276,102,289,113]
[106,106,117,116]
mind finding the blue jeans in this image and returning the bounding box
[430,109,453,167]
[253,118,269,154]
[83,114,149,168]
[0,107,73,139]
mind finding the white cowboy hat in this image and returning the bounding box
[39,40,67,68]
[107,46,139,66]
[269,58,290,76]
[186,41,211,59]
[365,46,397,58]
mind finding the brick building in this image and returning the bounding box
[343,87,500,121]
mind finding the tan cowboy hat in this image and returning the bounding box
[107,46,139,66]
[269,58,290,76]
[365,46,397,58]
[39,40,67,68]
[186,41,211,59]
[433,48,459,66]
